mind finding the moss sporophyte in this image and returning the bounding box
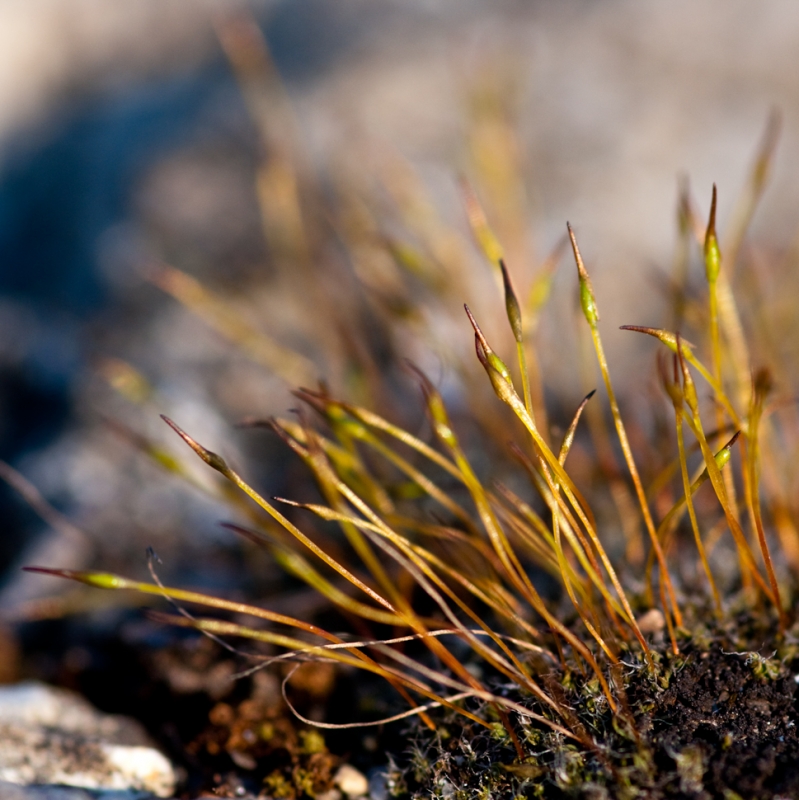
[23,100,799,796]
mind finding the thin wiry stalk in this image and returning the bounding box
[465,307,650,663]
[674,344,773,601]
[742,369,786,631]
[160,416,399,616]
[659,356,722,613]
[704,187,741,534]
[272,436,571,730]
[567,224,682,632]
[500,259,535,423]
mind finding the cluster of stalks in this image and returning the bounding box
[29,146,792,757]
[23,14,798,760]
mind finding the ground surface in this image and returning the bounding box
[14,607,799,799]
[396,612,799,800]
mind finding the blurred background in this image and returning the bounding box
[1,0,799,632]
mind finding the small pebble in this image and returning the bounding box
[637,608,665,634]
[315,790,342,800]
[334,764,368,798]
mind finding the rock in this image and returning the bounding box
[0,681,145,741]
[333,764,368,798]
[0,783,86,798]
[637,608,666,635]
[0,682,176,798]
[0,780,153,798]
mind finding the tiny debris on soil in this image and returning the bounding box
[15,613,391,799]
[648,645,799,798]
[393,611,799,800]
[14,607,799,799]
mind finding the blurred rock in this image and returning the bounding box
[0,782,160,799]
[334,764,368,798]
[0,682,176,798]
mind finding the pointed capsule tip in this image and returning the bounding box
[160,415,189,441]
[161,415,228,473]
[568,225,598,324]
[704,184,721,286]
[567,222,589,277]
[161,415,195,447]
[23,567,127,590]
[566,221,578,249]
[23,566,71,578]
[464,305,490,351]
[500,260,523,342]
[273,496,301,507]
[708,184,718,234]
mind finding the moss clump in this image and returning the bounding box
[393,611,799,799]
[21,29,799,797]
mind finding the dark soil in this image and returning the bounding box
[395,614,799,800]
[647,645,799,798]
[15,608,799,799]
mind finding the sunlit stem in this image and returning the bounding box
[643,359,736,611]
[507,451,630,625]
[289,425,401,606]
[705,186,740,533]
[424,353,625,698]
[587,330,681,626]
[542,390,619,661]
[542,458,618,664]
[26,566,436,729]
[675,410,723,613]
[679,407,772,601]
[468,312,651,662]
[568,224,682,630]
[743,371,785,631]
[516,340,534,423]
[500,259,535,425]
[328,484,575,723]
[160,416,398,615]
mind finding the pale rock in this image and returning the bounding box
[0,682,176,797]
[637,608,666,635]
[334,764,368,798]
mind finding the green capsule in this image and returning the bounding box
[501,260,524,343]
[568,223,599,326]
[704,185,721,284]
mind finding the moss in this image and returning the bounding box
[27,41,799,796]
[391,610,799,799]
